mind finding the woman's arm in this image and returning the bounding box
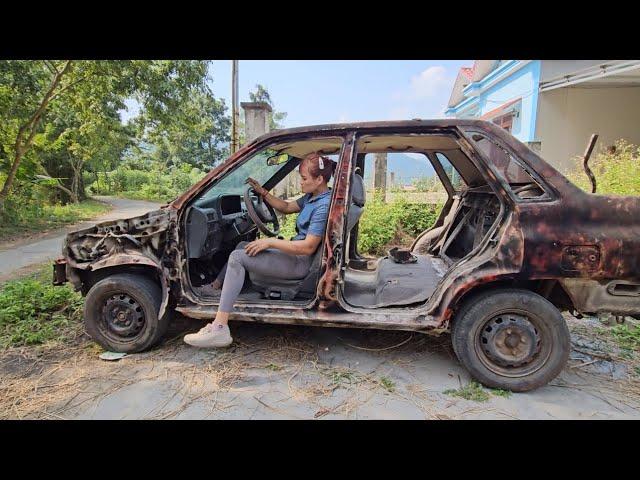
[246,177,300,214]
[263,191,301,214]
[244,234,321,257]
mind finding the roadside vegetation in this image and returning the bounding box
[0,183,110,241]
[280,190,442,257]
[86,164,207,203]
[0,265,83,349]
[1,62,288,239]
[568,139,640,196]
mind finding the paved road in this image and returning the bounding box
[0,196,163,282]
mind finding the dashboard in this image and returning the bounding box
[186,194,255,259]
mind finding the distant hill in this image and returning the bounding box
[363,153,436,187]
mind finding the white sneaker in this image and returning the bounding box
[183,323,233,348]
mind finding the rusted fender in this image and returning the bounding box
[76,252,170,321]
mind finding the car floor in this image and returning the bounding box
[342,254,447,308]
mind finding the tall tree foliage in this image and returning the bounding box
[0,60,230,209]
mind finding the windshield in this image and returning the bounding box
[197,148,290,202]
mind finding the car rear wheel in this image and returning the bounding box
[451,288,570,392]
[84,273,170,353]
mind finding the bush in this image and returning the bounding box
[567,139,640,196]
[0,174,110,241]
[273,191,441,256]
[0,273,83,348]
[358,192,441,256]
[87,165,207,203]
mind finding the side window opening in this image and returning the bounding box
[470,132,549,200]
[434,152,467,192]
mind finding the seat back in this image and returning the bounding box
[251,172,366,301]
[346,171,366,233]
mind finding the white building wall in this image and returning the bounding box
[535,86,640,173]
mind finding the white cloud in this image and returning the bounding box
[393,66,449,101]
[390,65,456,120]
[408,66,449,99]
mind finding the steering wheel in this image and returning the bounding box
[513,183,544,197]
[243,185,280,237]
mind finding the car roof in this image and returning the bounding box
[247,119,496,145]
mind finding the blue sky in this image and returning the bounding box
[210,60,471,127]
[121,60,472,127]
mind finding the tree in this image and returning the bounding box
[0,60,228,208]
[133,84,230,170]
[0,60,73,209]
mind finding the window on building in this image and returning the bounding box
[492,113,513,133]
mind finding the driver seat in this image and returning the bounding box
[249,171,366,301]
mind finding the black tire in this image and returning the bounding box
[84,273,170,353]
[451,288,570,392]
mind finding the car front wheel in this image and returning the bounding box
[451,288,570,392]
[84,273,170,353]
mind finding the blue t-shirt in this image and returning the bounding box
[291,189,332,241]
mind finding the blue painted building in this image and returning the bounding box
[445,60,640,172]
[445,60,541,145]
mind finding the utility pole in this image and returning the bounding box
[231,60,239,154]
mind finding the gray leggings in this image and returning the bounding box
[216,241,312,312]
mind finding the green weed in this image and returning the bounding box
[609,324,640,350]
[444,381,491,402]
[379,376,396,393]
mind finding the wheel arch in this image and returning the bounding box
[448,279,576,327]
[75,253,170,319]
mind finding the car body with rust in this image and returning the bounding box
[53,119,640,391]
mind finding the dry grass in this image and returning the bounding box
[3,313,640,420]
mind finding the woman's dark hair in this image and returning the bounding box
[300,152,337,182]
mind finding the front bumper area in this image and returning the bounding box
[52,258,68,285]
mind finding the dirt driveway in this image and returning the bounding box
[2,313,639,420]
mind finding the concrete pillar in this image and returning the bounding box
[374,153,387,200]
[241,101,272,145]
[390,171,395,188]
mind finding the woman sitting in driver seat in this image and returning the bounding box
[184,152,336,349]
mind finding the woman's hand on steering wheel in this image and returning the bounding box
[246,177,268,197]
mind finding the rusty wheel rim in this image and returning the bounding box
[473,309,552,378]
[99,293,146,343]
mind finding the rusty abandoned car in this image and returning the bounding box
[53,120,640,392]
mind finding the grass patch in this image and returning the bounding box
[444,381,491,402]
[0,266,83,349]
[379,376,396,393]
[0,198,111,241]
[444,382,512,401]
[329,370,359,386]
[489,388,512,398]
[609,324,640,351]
[264,363,283,371]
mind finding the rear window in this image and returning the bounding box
[470,132,550,200]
